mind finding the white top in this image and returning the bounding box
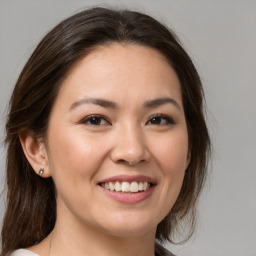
[9,249,39,256]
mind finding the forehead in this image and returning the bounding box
[67,43,174,78]
[54,43,182,109]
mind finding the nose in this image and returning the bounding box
[110,125,150,166]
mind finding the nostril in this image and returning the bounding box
[117,159,127,164]
[115,158,146,166]
[128,159,146,165]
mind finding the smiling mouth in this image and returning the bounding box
[99,181,153,193]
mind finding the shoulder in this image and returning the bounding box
[155,243,176,256]
[8,249,39,256]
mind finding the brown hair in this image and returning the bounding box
[1,7,210,255]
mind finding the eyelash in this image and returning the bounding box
[80,114,175,126]
[146,114,175,126]
[80,115,111,126]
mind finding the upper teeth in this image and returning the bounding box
[102,181,150,193]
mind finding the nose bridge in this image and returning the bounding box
[110,121,149,165]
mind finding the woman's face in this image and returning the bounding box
[45,44,190,238]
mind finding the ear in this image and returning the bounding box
[19,131,51,178]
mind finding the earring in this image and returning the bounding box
[39,168,44,176]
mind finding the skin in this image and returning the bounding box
[21,43,190,256]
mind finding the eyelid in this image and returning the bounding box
[146,114,176,125]
[80,114,111,126]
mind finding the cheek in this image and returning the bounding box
[46,126,105,185]
[153,130,189,176]
[46,127,107,214]
[151,130,189,213]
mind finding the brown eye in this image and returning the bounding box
[81,115,111,126]
[147,115,175,125]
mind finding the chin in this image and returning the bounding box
[97,212,158,238]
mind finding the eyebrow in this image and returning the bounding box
[69,97,181,111]
[143,97,181,111]
[69,97,118,111]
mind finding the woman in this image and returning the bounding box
[1,7,210,256]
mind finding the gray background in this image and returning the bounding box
[0,0,255,255]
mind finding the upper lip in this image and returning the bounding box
[98,175,157,184]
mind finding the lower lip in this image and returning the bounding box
[100,186,155,204]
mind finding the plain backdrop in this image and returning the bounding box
[0,1,255,256]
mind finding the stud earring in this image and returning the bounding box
[39,168,44,176]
